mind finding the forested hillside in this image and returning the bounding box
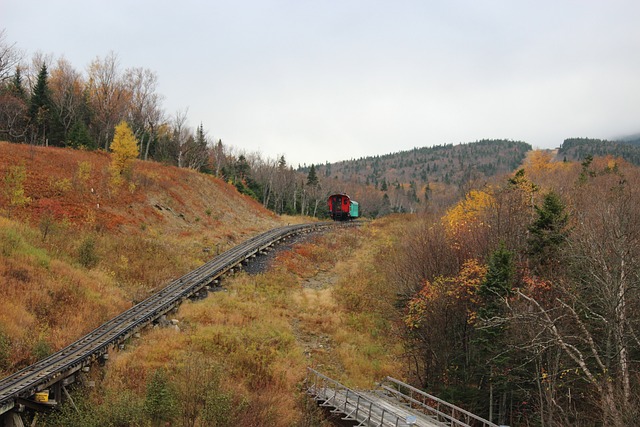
[306,139,532,216]
[317,139,531,188]
[558,137,640,165]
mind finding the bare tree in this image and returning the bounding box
[123,66,164,160]
[86,52,129,149]
[0,92,28,141]
[166,109,207,170]
[0,29,23,84]
[209,139,227,178]
[251,155,278,208]
[49,57,85,141]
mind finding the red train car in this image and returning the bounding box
[327,193,359,221]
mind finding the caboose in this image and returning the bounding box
[327,193,359,220]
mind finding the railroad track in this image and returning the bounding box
[0,222,332,416]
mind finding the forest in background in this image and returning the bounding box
[559,137,640,165]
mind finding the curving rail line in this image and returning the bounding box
[0,222,332,416]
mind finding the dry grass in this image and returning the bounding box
[72,221,407,426]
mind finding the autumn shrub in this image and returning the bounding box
[38,213,55,241]
[77,235,99,268]
[175,354,233,427]
[145,368,179,426]
[0,330,10,371]
[32,338,52,360]
[42,388,146,427]
[2,163,31,215]
[0,226,22,257]
[49,177,72,195]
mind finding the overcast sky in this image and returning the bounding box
[3,1,640,166]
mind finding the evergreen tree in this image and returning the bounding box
[235,154,250,181]
[67,120,95,149]
[527,191,569,269]
[307,164,318,187]
[144,369,177,427]
[478,243,515,316]
[194,123,210,172]
[29,64,53,145]
[9,67,27,100]
[475,243,516,424]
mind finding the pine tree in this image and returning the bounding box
[527,191,569,269]
[9,67,27,100]
[307,164,318,187]
[144,369,177,426]
[29,64,53,145]
[67,121,95,149]
[474,243,517,424]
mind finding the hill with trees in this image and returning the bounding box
[305,139,532,216]
[558,137,640,165]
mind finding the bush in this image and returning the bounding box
[77,236,99,268]
[0,227,22,257]
[0,330,10,371]
[32,338,52,360]
[42,388,145,427]
[145,368,178,426]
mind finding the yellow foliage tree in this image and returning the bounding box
[442,189,494,248]
[110,121,139,183]
[3,164,31,216]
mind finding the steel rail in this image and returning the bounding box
[0,222,332,415]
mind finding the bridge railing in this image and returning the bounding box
[380,377,500,427]
[306,368,413,427]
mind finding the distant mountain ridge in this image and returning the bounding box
[314,139,532,189]
[559,137,640,165]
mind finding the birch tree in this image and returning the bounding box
[123,67,164,160]
[49,57,85,143]
[86,52,129,149]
